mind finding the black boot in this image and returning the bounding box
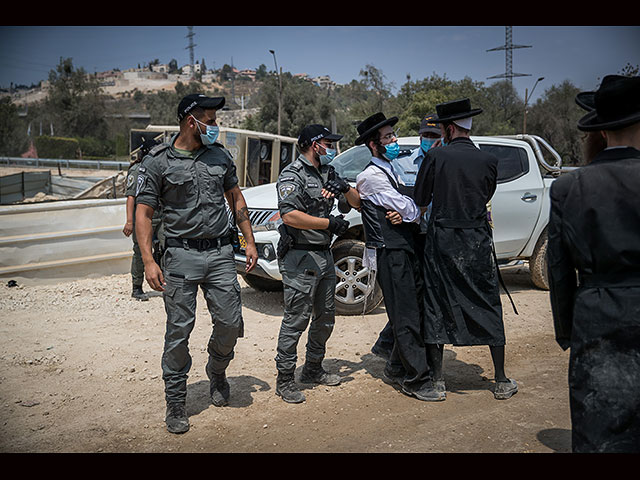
[165,402,189,434]
[276,372,305,403]
[132,286,148,301]
[210,372,230,407]
[300,361,341,386]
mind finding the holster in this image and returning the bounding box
[276,223,293,260]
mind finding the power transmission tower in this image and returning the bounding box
[186,26,196,80]
[487,26,531,84]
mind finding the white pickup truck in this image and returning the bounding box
[234,134,573,315]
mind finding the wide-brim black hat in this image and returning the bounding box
[355,112,398,145]
[575,91,595,111]
[577,75,640,131]
[431,98,483,123]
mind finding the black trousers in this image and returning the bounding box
[376,248,431,389]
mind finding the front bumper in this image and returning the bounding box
[235,229,282,281]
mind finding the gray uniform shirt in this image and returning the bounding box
[136,134,238,240]
[277,154,335,246]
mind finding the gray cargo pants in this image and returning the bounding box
[275,248,336,374]
[131,217,163,287]
[161,243,243,404]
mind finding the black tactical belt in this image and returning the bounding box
[291,243,330,251]
[166,237,231,251]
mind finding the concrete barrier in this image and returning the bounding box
[0,198,133,286]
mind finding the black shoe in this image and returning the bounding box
[402,381,446,402]
[132,286,149,301]
[210,373,230,407]
[371,344,392,361]
[382,366,405,386]
[300,362,341,386]
[165,403,189,434]
[494,379,518,400]
[276,373,306,403]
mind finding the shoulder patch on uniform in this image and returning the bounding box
[278,182,296,200]
[136,174,146,196]
[279,176,295,183]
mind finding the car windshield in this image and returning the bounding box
[331,144,418,182]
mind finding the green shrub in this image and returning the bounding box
[34,136,79,159]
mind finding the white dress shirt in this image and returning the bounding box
[356,156,421,223]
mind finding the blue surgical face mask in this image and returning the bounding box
[317,142,337,165]
[192,115,220,145]
[421,137,437,152]
[381,141,400,161]
[440,137,447,146]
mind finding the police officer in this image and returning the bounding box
[136,94,258,434]
[122,138,164,301]
[274,124,359,403]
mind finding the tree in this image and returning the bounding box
[44,57,108,139]
[0,97,29,156]
[526,80,584,165]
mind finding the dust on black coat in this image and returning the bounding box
[548,146,640,453]
[413,137,505,346]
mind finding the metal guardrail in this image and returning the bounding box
[0,156,129,171]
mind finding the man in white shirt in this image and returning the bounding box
[354,112,443,402]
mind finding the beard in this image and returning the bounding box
[582,131,607,165]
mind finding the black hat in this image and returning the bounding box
[418,114,440,135]
[575,92,595,111]
[177,94,225,122]
[298,124,343,148]
[355,112,398,145]
[577,75,640,131]
[430,98,483,123]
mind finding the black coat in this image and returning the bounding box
[548,146,640,453]
[414,137,505,346]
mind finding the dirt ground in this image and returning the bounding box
[0,264,573,453]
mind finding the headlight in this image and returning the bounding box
[259,243,276,261]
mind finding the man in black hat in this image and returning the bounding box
[355,112,443,401]
[371,114,441,360]
[547,74,640,452]
[136,93,258,433]
[273,124,359,403]
[413,98,518,401]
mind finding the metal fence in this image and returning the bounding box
[0,156,129,171]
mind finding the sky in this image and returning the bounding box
[1,26,638,103]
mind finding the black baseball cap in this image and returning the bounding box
[298,124,343,148]
[418,114,440,135]
[177,94,225,121]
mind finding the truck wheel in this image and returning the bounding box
[332,239,384,316]
[529,229,549,290]
[242,274,283,292]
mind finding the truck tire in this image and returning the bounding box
[242,273,283,292]
[529,229,549,290]
[332,239,384,316]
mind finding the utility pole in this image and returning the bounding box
[487,26,531,84]
[186,27,196,80]
[269,50,282,135]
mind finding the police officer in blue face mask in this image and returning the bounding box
[274,124,360,404]
[136,93,258,434]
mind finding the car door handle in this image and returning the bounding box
[521,192,537,202]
